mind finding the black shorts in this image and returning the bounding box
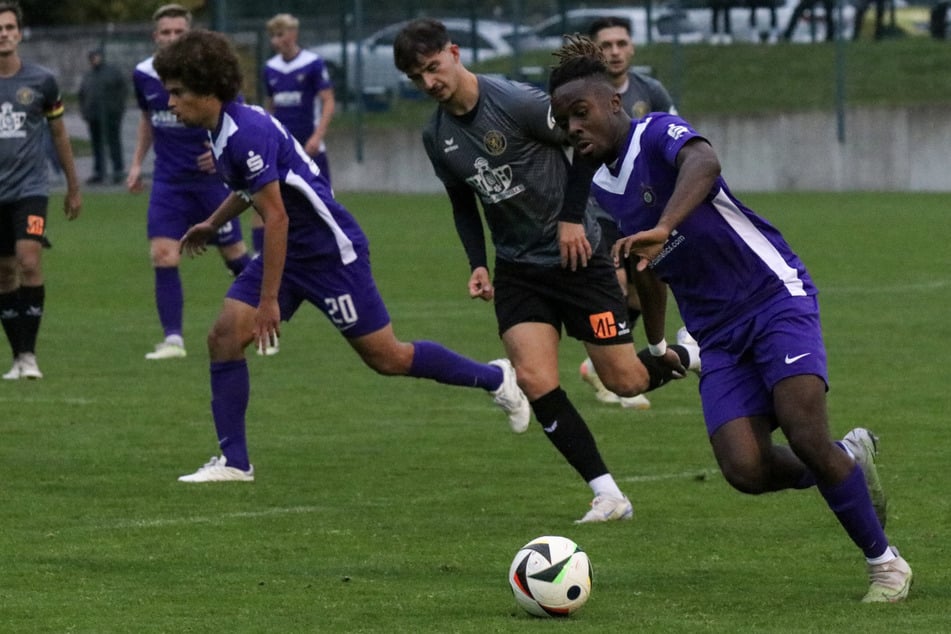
[493,254,634,345]
[0,196,49,256]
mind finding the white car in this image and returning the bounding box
[518,6,705,51]
[310,18,521,98]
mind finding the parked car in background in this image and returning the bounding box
[311,18,521,100]
[518,6,705,51]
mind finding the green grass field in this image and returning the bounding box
[1,191,948,632]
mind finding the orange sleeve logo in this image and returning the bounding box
[26,215,45,236]
[589,311,618,339]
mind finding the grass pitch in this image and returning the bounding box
[1,190,948,632]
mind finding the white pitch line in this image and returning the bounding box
[96,505,325,531]
[0,395,96,404]
[620,469,719,483]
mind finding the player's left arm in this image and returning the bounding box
[249,181,288,351]
[47,116,81,220]
[629,265,685,375]
[305,87,335,157]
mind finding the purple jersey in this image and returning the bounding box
[210,101,363,263]
[591,114,816,341]
[263,49,332,146]
[133,57,219,183]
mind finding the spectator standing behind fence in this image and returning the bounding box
[78,48,127,185]
[782,0,836,41]
[255,13,336,259]
[0,0,82,381]
[709,0,735,44]
[853,0,887,39]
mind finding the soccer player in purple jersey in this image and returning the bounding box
[579,16,685,409]
[151,30,529,483]
[0,1,82,381]
[548,36,912,602]
[126,3,251,361]
[254,13,337,258]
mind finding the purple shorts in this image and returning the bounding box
[226,247,390,338]
[698,295,828,436]
[147,178,244,246]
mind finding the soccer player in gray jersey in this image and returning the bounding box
[578,15,686,410]
[0,1,82,380]
[549,36,912,602]
[394,19,697,523]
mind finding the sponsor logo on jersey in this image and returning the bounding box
[273,90,303,107]
[0,102,27,138]
[589,311,630,339]
[245,151,265,174]
[650,230,685,267]
[483,130,507,156]
[466,157,525,204]
[151,109,184,128]
[443,137,458,153]
[667,123,690,140]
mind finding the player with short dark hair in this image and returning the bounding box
[0,0,82,380]
[548,35,912,601]
[393,19,697,522]
[151,29,530,483]
[127,3,251,361]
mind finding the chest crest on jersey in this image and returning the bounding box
[642,185,657,206]
[631,100,649,119]
[16,87,35,106]
[482,130,506,156]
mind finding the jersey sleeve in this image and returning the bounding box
[648,114,706,166]
[228,119,282,194]
[506,81,563,146]
[314,58,333,91]
[39,73,64,120]
[422,124,463,188]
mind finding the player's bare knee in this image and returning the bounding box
[721,460,771,495]
[600,368,649,397]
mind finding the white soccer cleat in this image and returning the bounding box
[863,547,912,603]
[841,427,887,528]
[489,359,530,434]
[575,494,634,524]
[178,455,254,483]
[2,358,21,380]
[145,341,187,360]
[676,327,702,374]
[17,353,43,379]
[619,393,651,410]
[580,357,621,403]
[255,334,280,356]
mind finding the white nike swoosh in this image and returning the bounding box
[543,420,558,433]
[784,353,812,364]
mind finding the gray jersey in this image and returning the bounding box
[423,75,599,267]
[0,63,62,202]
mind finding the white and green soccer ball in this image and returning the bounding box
[508,535,592,617]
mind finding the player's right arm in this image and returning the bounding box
[127,112,153,193]
[180,192,250,256]
[445,183,492,301]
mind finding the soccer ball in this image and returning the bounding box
[508,535,592,617]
